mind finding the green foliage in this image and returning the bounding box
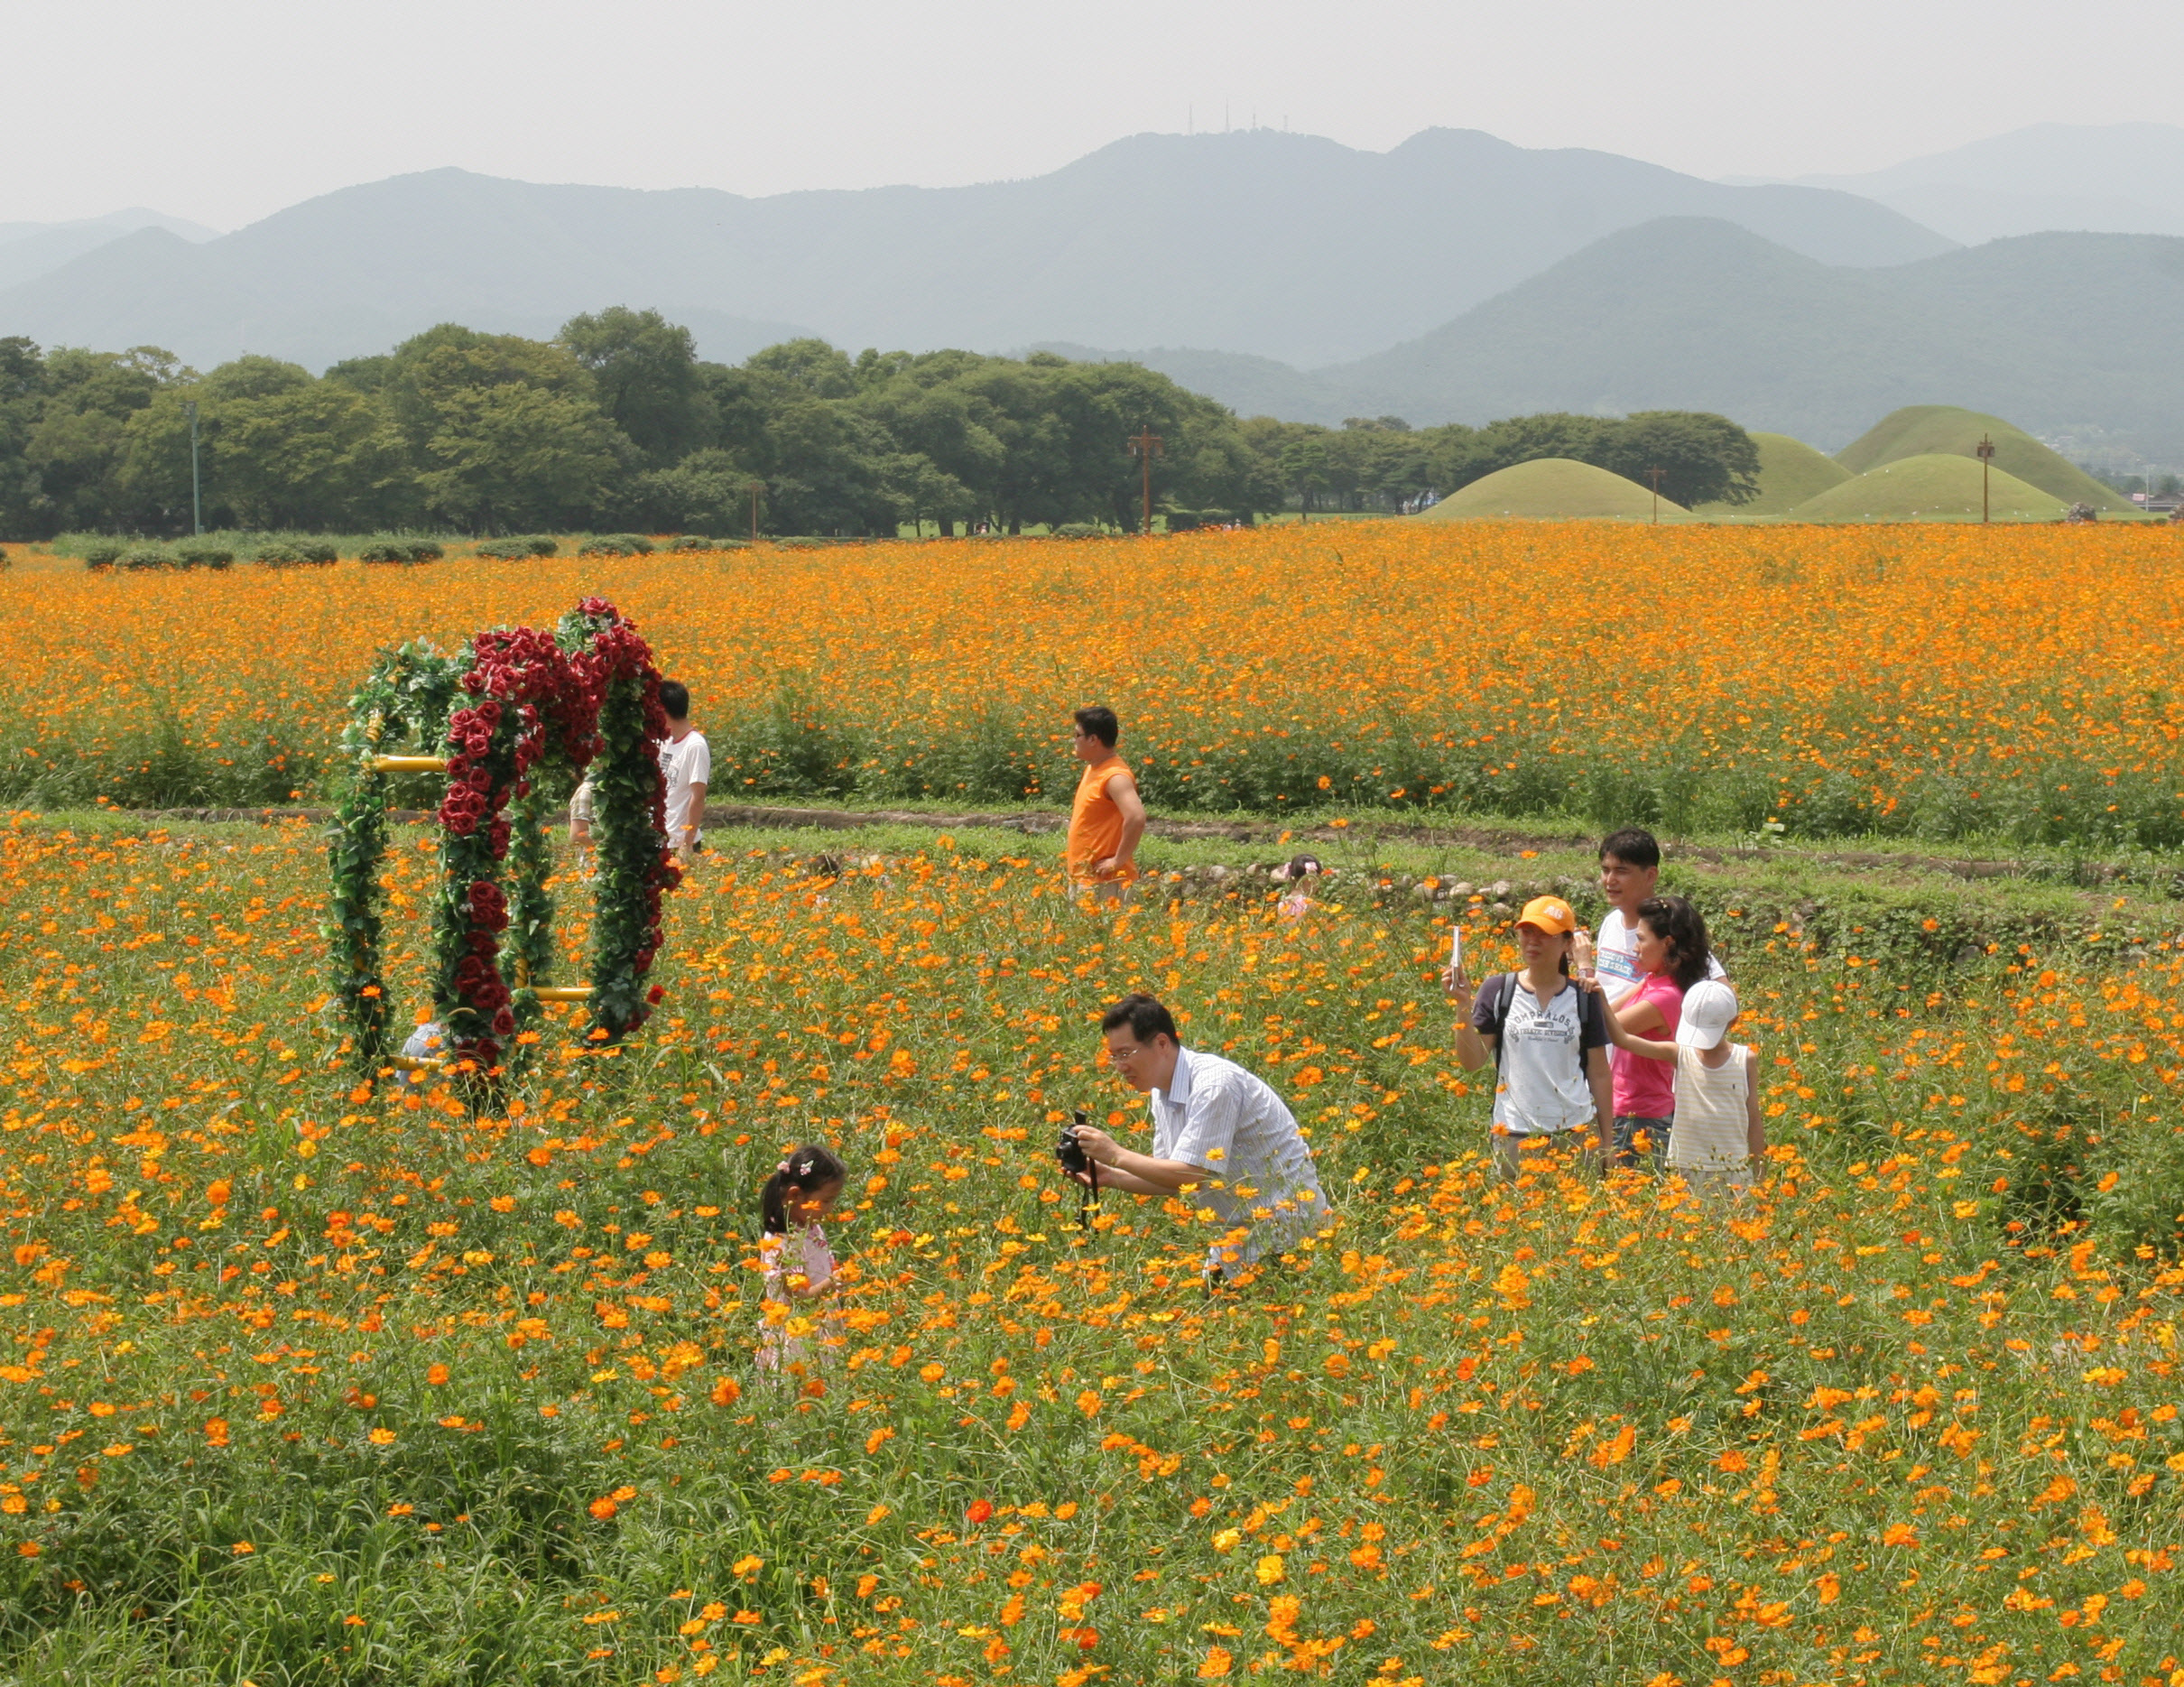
[0,322,1767,542]
[577,534,654,558]
[558,601,676,1043]
[560,307,712,467]
[327,641,467,1063]
[1245,408,1762,514]
[474,535,560,560]
[358,538,444,565]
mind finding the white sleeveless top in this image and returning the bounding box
[1670,1044,1754,1170]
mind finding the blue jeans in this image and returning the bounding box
[1610,1115,1671,1173]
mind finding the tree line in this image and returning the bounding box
[0,311,1760,540]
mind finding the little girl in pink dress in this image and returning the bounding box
[755,1144,847,1376]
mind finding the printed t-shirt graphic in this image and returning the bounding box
[1470,974,1609,1135]
[1068,754,1136,884]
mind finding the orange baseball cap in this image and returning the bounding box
[1516,895,1578,934]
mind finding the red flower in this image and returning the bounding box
[646,984,665,1005]
[967,1499,994,1525]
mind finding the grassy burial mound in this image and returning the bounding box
[1790,451,2068,522]
[1415,457,1687,521]
[1835,403,2125,510]
[1690,430,1850,516]
[1720,431,1850,514]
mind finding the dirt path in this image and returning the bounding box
[99,799,2052,882]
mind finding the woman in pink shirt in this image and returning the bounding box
[1601,895,1713,1173]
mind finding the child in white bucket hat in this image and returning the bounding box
[1588,976,1763,1197]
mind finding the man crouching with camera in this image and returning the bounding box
[1063,993,1334,1286]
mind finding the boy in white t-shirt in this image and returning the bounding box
[657,680,710,865]
[1596,828,1726,1008]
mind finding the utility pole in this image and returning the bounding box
[185,399,202,536]
[1128,429,1163,535]
[1643,466,1666,525]
[1976,435,1995,524]
[747,479,763,542]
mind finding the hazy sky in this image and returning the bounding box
[7,0,2182,230]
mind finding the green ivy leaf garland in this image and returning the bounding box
[557,598,677,1043]
[325,641,464,1066]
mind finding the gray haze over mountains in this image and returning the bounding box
[1778,123,2184,245]
[0,209,218,292]
[0,129,1946,373]
[5,122,2182,462]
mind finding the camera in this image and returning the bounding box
[1053,1108,1092,1175]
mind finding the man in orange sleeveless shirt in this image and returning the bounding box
[1067,705,1146,904]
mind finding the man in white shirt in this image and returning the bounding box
[1595,827,1726,1007]
[1066,994,1333,1284]
[657,681,709,865]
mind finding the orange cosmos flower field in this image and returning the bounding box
[5,522,2184,848]
[1,788,2181,1681]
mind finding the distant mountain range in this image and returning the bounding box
[5,123,2183,463]
[0,129,1948,373]
[0,209,217,292]
[1057,219,2184,460]
[1779,123,2184,246]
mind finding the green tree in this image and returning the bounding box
[0,338,50,539]
[1590,411,1763,508]
[560,307,713,467]
[23,347,183,533]
[756,400,904,535]
[625,449,763,536]
[1277,436,1332,520]
[418,383,621,533]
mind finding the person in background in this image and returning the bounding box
[1446,894,1614,1182]
[1066,705,1146,906]
[1591,978,1763,1202]
[567,774,597,873]
[658,681,709,866]
[756,1143,848,1374]
[1065,993,1333,1286]
[1276,852,1323,920]
[1595,828,1726,1006]
[1598,894,1713,1172]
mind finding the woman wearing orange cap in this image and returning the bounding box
[1445,894,1614,1182]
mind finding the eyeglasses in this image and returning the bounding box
[1105,1043,1145,1066]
